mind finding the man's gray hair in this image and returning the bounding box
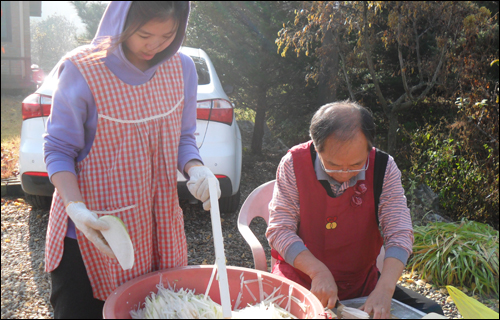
[310,100,375,153]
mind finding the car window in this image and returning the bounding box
[191,56,210,85]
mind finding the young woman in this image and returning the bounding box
[43,2,219,318]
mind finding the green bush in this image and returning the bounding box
[408,220,499,298]
[406,119,499,228]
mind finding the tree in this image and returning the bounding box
[70,1,107,43]
[30,14,78,72]
[186,1,312,153]
[278,1,496,154]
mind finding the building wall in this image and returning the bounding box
[1,1,32,89]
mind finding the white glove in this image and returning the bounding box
[66,202,116,259]
[187,166,221,211]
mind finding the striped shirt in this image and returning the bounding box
[266,151,414,267]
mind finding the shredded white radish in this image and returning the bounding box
[286,285,293,313]
[234,291,243,310]
[232,283,297,319]
[290,296,307,313]
[245,284,257,302]
[242,279,258,285]
[130,278,305,319]
[204,267,217,300]
[257,272,264,302]
[232,301,297,319]
[129,281,223,319]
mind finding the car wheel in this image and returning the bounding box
[25,193,52,210]
[219,190,240,214]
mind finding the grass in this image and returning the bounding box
[408,219,499,299]
[1,95,23,179]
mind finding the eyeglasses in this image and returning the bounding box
[319,157,370,174]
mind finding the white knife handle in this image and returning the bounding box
[208,177,232,318]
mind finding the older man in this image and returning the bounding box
[266,101,443,318]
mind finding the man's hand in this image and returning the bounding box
[360,257,404,318]
[293,250,339,309]
[360,284,394,319]
[310,269,339,309]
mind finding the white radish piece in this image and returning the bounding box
[99,215,134,270]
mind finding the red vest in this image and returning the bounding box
[271,141,383,300]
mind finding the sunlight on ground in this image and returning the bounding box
[1,136,20,179]
[1,95,23,179]
[1,95,23,143]
[234,107,256,123]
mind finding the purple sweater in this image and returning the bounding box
[43,1,200,238]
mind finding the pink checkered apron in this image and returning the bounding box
[45,48,188,300]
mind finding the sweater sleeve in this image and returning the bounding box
[378,155,414,266]
[177,53,203,177]
[43,60,95,181]
[266,153,307,266]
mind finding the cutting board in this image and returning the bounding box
[332,296,427,319]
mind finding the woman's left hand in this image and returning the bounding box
[360,285,394,319]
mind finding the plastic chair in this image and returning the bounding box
[237,180,276,272]
[237,179,386,274]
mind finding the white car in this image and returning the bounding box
[19,46,242,213]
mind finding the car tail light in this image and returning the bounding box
[215,175,227,179]
[22,94,52,120]
[23,172,49,177]
[196,99,233,125]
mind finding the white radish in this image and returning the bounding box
[99,215,134,270]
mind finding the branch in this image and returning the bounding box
[397,10,413,100]
[466,116,499,145]
[415,25,449,100]
[339,49,355,101]
[420,3,456,96]
[393,5,454,114]
[392,44,447,114]
[362,2,389,113]
[392,82,427,110]
[413,18,424,83]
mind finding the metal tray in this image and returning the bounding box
[332,296,427,319]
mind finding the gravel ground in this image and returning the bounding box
[1,120,493,319]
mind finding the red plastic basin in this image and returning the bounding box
[103,265,326,319]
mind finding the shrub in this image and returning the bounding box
[406,119,499,229]
[408,220,499,298]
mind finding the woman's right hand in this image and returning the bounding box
[310,269,339,309]
[66,202,116,259]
